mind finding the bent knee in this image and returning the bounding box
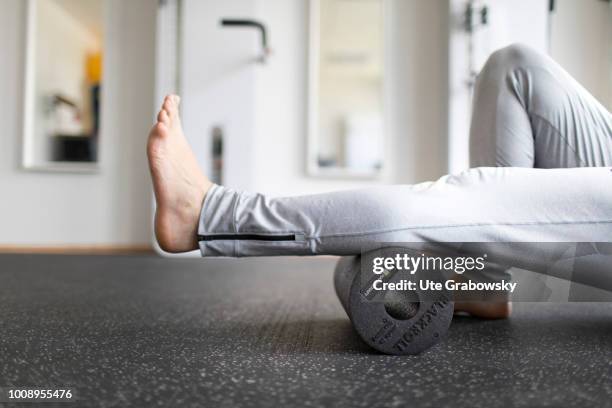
[480,43,547,78]
[490,43,538,65]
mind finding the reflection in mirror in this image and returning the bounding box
[23,0,104,171]
[308,0,385,178]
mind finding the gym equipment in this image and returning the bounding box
[334,247,454,355]
[334,242,612,355]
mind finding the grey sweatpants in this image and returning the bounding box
[197,44,612,258]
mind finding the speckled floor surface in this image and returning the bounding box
[0,254,611,408]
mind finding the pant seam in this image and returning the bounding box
[232,192,240,257]
[203,230,303,234]
[313,219,612,240]
[508,65,589,167]
[529,112,589,167]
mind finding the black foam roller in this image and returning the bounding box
[334,247,454,355]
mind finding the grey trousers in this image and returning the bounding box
[197,44,612,258]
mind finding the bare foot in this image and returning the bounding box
[147,95,213,253]
[454,301,512,319]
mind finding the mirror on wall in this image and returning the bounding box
[23,0,105,172]
[307,0,386,178]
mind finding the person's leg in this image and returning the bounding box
[148,94,611,322]
[199,43,612,257]
[467,44,612,317]
[147,96,612,258]
[470,44,612,168]
[196,167,612,256]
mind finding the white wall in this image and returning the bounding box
[384,0,449,185]
[252,0,449,195]
[181,0,258,192]
[0,0,157,246]
[550,0,611,109]
[180,0,450,198]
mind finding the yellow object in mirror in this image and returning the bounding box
[86,52,103,84]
